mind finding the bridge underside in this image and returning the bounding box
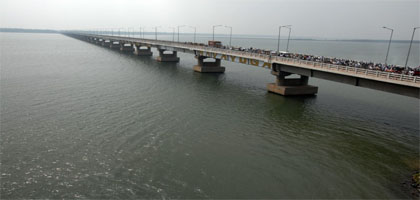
[273,64,420,98]
[193,56,225,73]
[157,49,179,62]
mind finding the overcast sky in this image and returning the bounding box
[1,0,419,40]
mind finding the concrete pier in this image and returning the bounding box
[96,39,103,45]
[156,49,179,62]
[120,43,134,53]
[102,40,111,47]
[267,66,318,96]
[110,41,120,49]
[134,44,153,56]
[193,56,225,73]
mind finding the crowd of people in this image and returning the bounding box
[187,41,420,76]
[244,46,419,76]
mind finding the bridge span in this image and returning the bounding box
[65,33,420,98]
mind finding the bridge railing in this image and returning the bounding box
[273,57,419,84]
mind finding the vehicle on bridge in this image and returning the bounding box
[208,41,222,48]
[412,68,420,76]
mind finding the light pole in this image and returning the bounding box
[139,27,145,39]
[277,25,291,53]
[139,27,142,38]
[169,27,175,41]
[129,27,134,38]
[404,27,420,70]
[177,25,186,42]
[382,26,394,66]
[225,25,232,47]
[154,26,161,40]
[189,26,196,43]
[213,25,223,41]
[285,25,292,52]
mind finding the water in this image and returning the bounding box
[0,33,419,199]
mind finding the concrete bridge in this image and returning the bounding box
[64,33,420,98]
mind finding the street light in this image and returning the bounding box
[189,26,196,43]
[225,25,232,47]
[129,27,134,38]
[277,25,291,53]
[382,26,394,66]
[139,27,146,39]
[139,27,142,38]
[285,25,292,52]
[213,24,223,41]
[404,27,420,70]
[177,25,186,42]
[169,27,175,41]
[154,26,161,40]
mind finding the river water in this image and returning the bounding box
[1,33,419,199]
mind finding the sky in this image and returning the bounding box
[0,0,419,40]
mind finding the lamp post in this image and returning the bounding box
[285,25,292,52]
[154,26,161,40]
[139,27,145,39]
[189,26,196,43]
[177,25,186,42]
[382,26,394,66]
[139,27,142,38]
[213,25,223,41]
[129,27,134,38]
[224,25,232,47]
[404,27,420,70]
[169,27,175,42]
[277,25,291,53]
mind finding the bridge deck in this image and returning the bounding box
[82,34,420,88]
[66,33,420,98]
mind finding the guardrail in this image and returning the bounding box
[273,57,419,84]
[80,34,420,85]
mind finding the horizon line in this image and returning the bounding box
[1,27,419,43]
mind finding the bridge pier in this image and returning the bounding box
[193,56,225,73]
[134,44,153,56]
[267,64,318,96]
[156,49,179,62]
[102,40,110,47]
[120,43,134,53]
[109,41,120,49]
[96,39,103,45]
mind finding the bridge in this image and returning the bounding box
[64,32,420,99]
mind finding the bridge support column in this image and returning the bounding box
[134,44,153,56]
[267,66,318,96]
[109,41,120,49]
[120,43,134,53]
[193,56,225,73]
[96,39,103,45]
[102,40,110,47]
[157,49,179,62]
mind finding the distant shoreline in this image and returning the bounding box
[1,28,418,43]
